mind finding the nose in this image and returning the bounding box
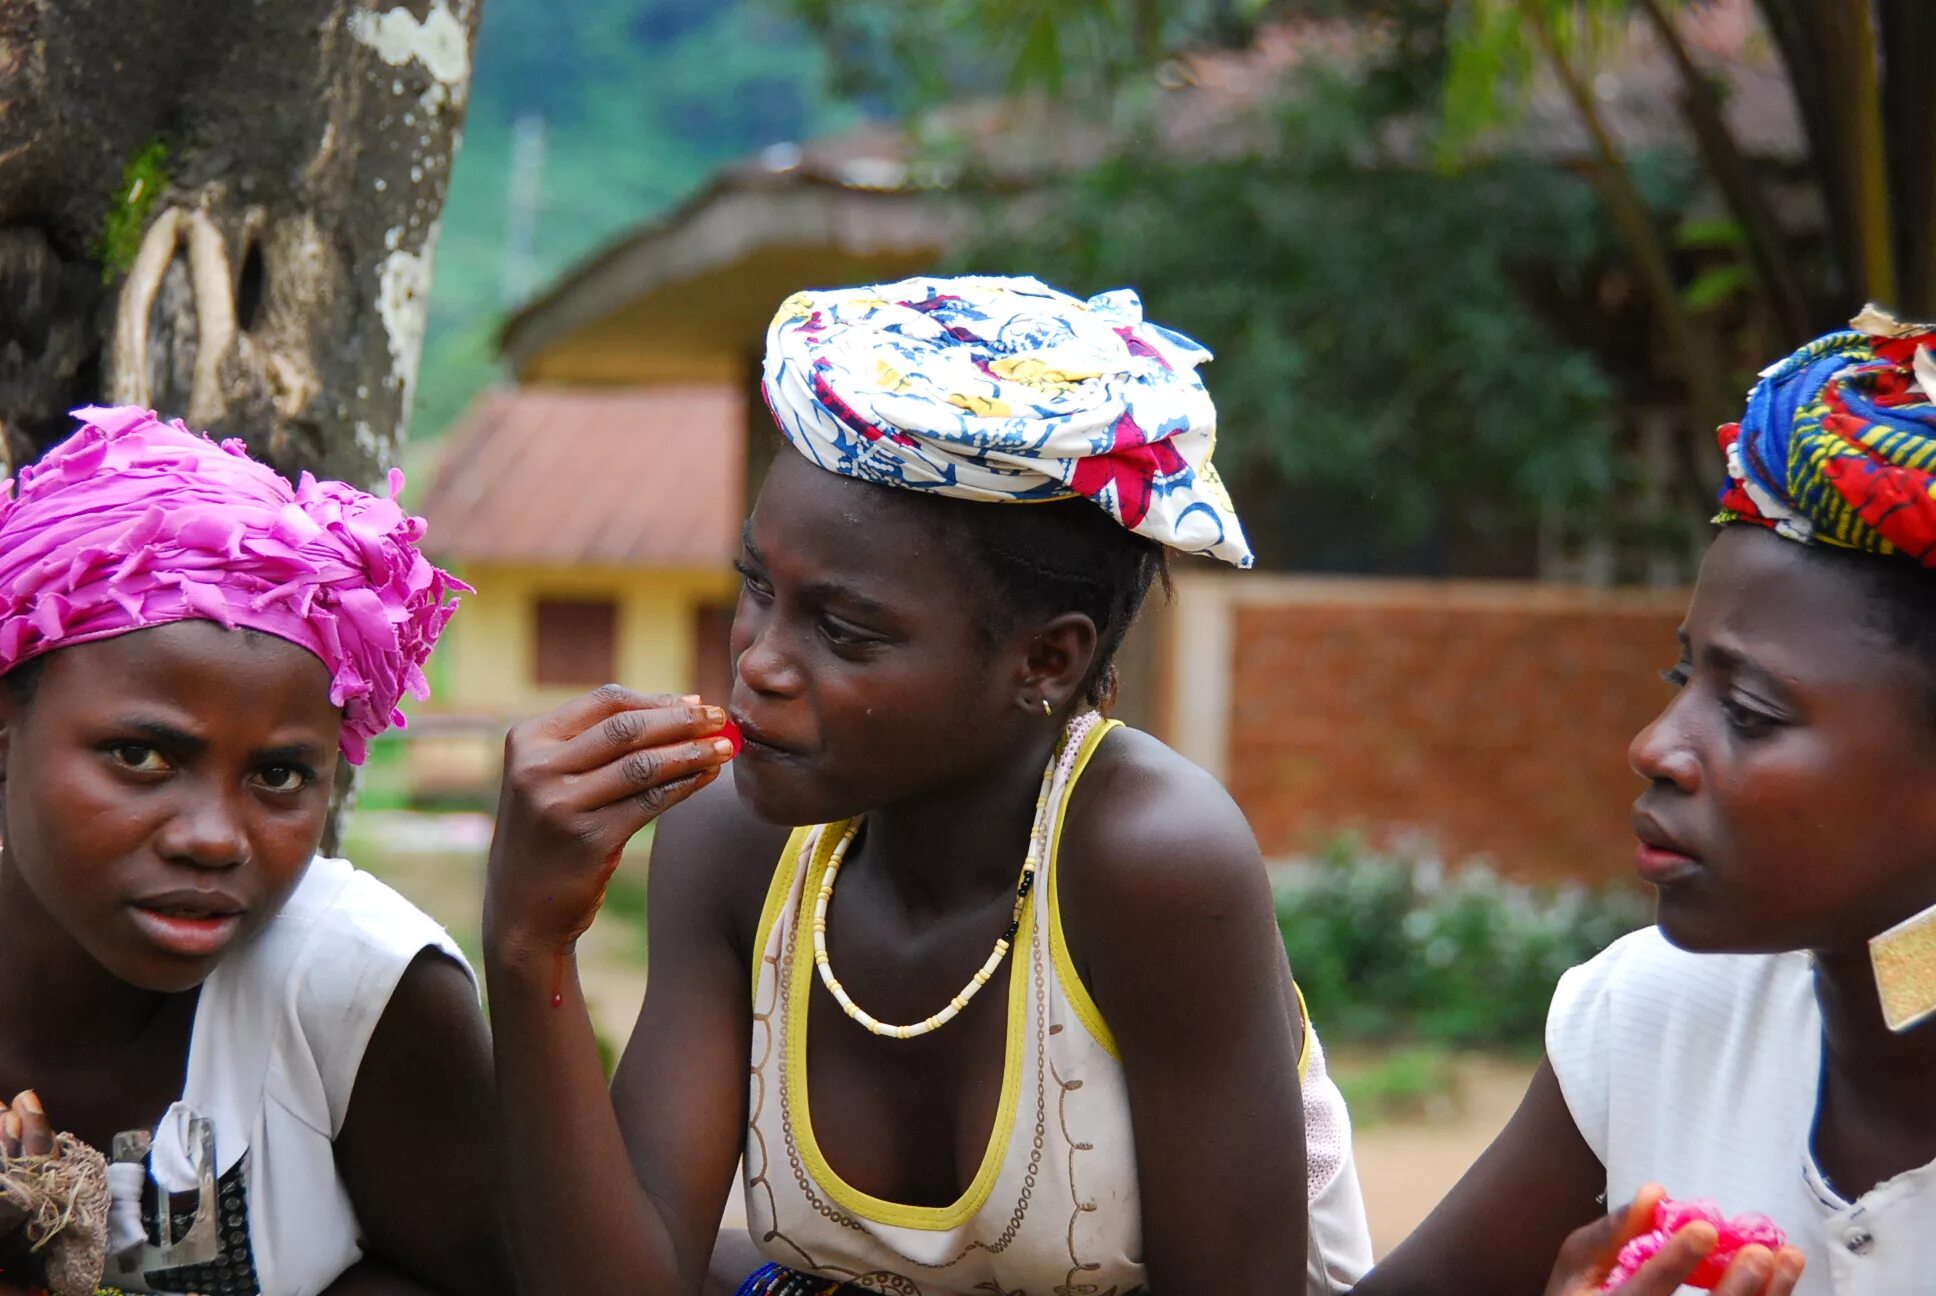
[733,613,803,700]
[1629,691,1701,793]
[154,788,251,871]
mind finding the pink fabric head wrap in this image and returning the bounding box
[0,405,467,763]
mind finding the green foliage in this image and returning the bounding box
[414,0,862,439]
[96,139,171,282]
[1276,833,1649,1048]
[1437,0,1653,165]
[960,69,1629,546]
[1331,1043,1459,1125]
[782,0,1284,107]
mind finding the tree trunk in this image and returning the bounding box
[0,0,481,489]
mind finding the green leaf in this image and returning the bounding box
[1674,215,1747,251]
[1681,263,1752,312]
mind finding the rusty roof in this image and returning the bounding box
[416,386,745,569]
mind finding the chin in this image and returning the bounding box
[1654,894,1807,957]
[729,757,839,828]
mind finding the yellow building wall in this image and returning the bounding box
[429,562,740,719]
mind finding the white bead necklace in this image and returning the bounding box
[810,710,1099,1040]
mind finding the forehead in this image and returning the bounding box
[30,622,338,725]
[748,453,968,595]
[1691,527,1924,688]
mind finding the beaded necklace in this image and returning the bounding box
[809,710,1100,1040]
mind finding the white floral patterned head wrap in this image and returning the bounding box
[760,275,1254,567]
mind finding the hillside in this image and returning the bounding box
[412,0,862,440]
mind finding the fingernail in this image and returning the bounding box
[15,1091,40,1116]
[712,738,735,757]
[702,706,726,724]
[681,694,703,704]
[3,1112,20,1139]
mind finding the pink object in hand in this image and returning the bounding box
[1602,1198,1787,1291]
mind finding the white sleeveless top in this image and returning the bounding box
[1548,928,1936,1296]
[105,855,471,1296]
[743,721,1373,1294]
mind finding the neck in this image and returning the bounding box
[850,723,1068,916]
[0,859,175,1060]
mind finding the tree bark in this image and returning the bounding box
[0,0,481,489]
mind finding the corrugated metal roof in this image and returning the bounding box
[416,386,745,569]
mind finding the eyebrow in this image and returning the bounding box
[116,718,206,753]
[738,523,895,620]
[112,719,327,764]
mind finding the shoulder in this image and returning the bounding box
[1548,926,1800,1044]
[646,763,796,956]
[1055,727,1284,1036]
[1546,926,1810,1159]
[233,856,475,1134]
[1059,725,1265,921]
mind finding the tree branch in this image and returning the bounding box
[1519,0,1729,506]
[1635,0,1811,339]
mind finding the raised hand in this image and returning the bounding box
[484,686,734,958]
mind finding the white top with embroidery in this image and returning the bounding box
[1548,927,1936,1296]
[107,855,471,1296]
[742,721,1373,1295]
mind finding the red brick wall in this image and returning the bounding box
[1176,580,1689,884]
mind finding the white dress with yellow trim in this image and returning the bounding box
[742,720,1373,1294]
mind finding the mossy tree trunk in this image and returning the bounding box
[0,0,482,488]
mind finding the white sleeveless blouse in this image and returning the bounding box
[742,721,1373,1294]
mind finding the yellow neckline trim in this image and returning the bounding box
[752,827,813,1003]
[1046,718,1126,1058]
[785,822,1033,1231]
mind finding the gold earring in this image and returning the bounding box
[1041,698,1052,717]
[1871,901,1936,1032]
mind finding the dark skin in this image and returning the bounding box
[1360,526,1936,1294]
[485,452,1307,1296]
[0,622,506,1296]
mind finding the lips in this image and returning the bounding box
[729,714,804,759]
[1631,809,1703,886]
[127,889,248,960]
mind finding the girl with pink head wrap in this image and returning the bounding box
[0,408,501,1296]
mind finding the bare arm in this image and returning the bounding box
[1061,735,1309,1293]
[1358,1063,1806,1296]
[332,950,509,1296]
[483,687,740,1296]
[1355,1060,1605,1296]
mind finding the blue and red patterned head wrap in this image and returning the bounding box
[1718,307,1936,564]
[760,275,1254,567]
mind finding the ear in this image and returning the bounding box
[1014,612,1099,715]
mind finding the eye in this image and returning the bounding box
[733,559,773,601]
[1721,695,1780,739]
[252,764,314,794]
[1659,664,1691,688]
[818,617,883,652]
[109,743,171,774]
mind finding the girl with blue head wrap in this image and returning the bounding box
[1358,310,1936,1296]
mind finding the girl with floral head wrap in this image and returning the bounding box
[0,407,503,1296]
[1358,310,1936,1296]
[483,276,1372,1296]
